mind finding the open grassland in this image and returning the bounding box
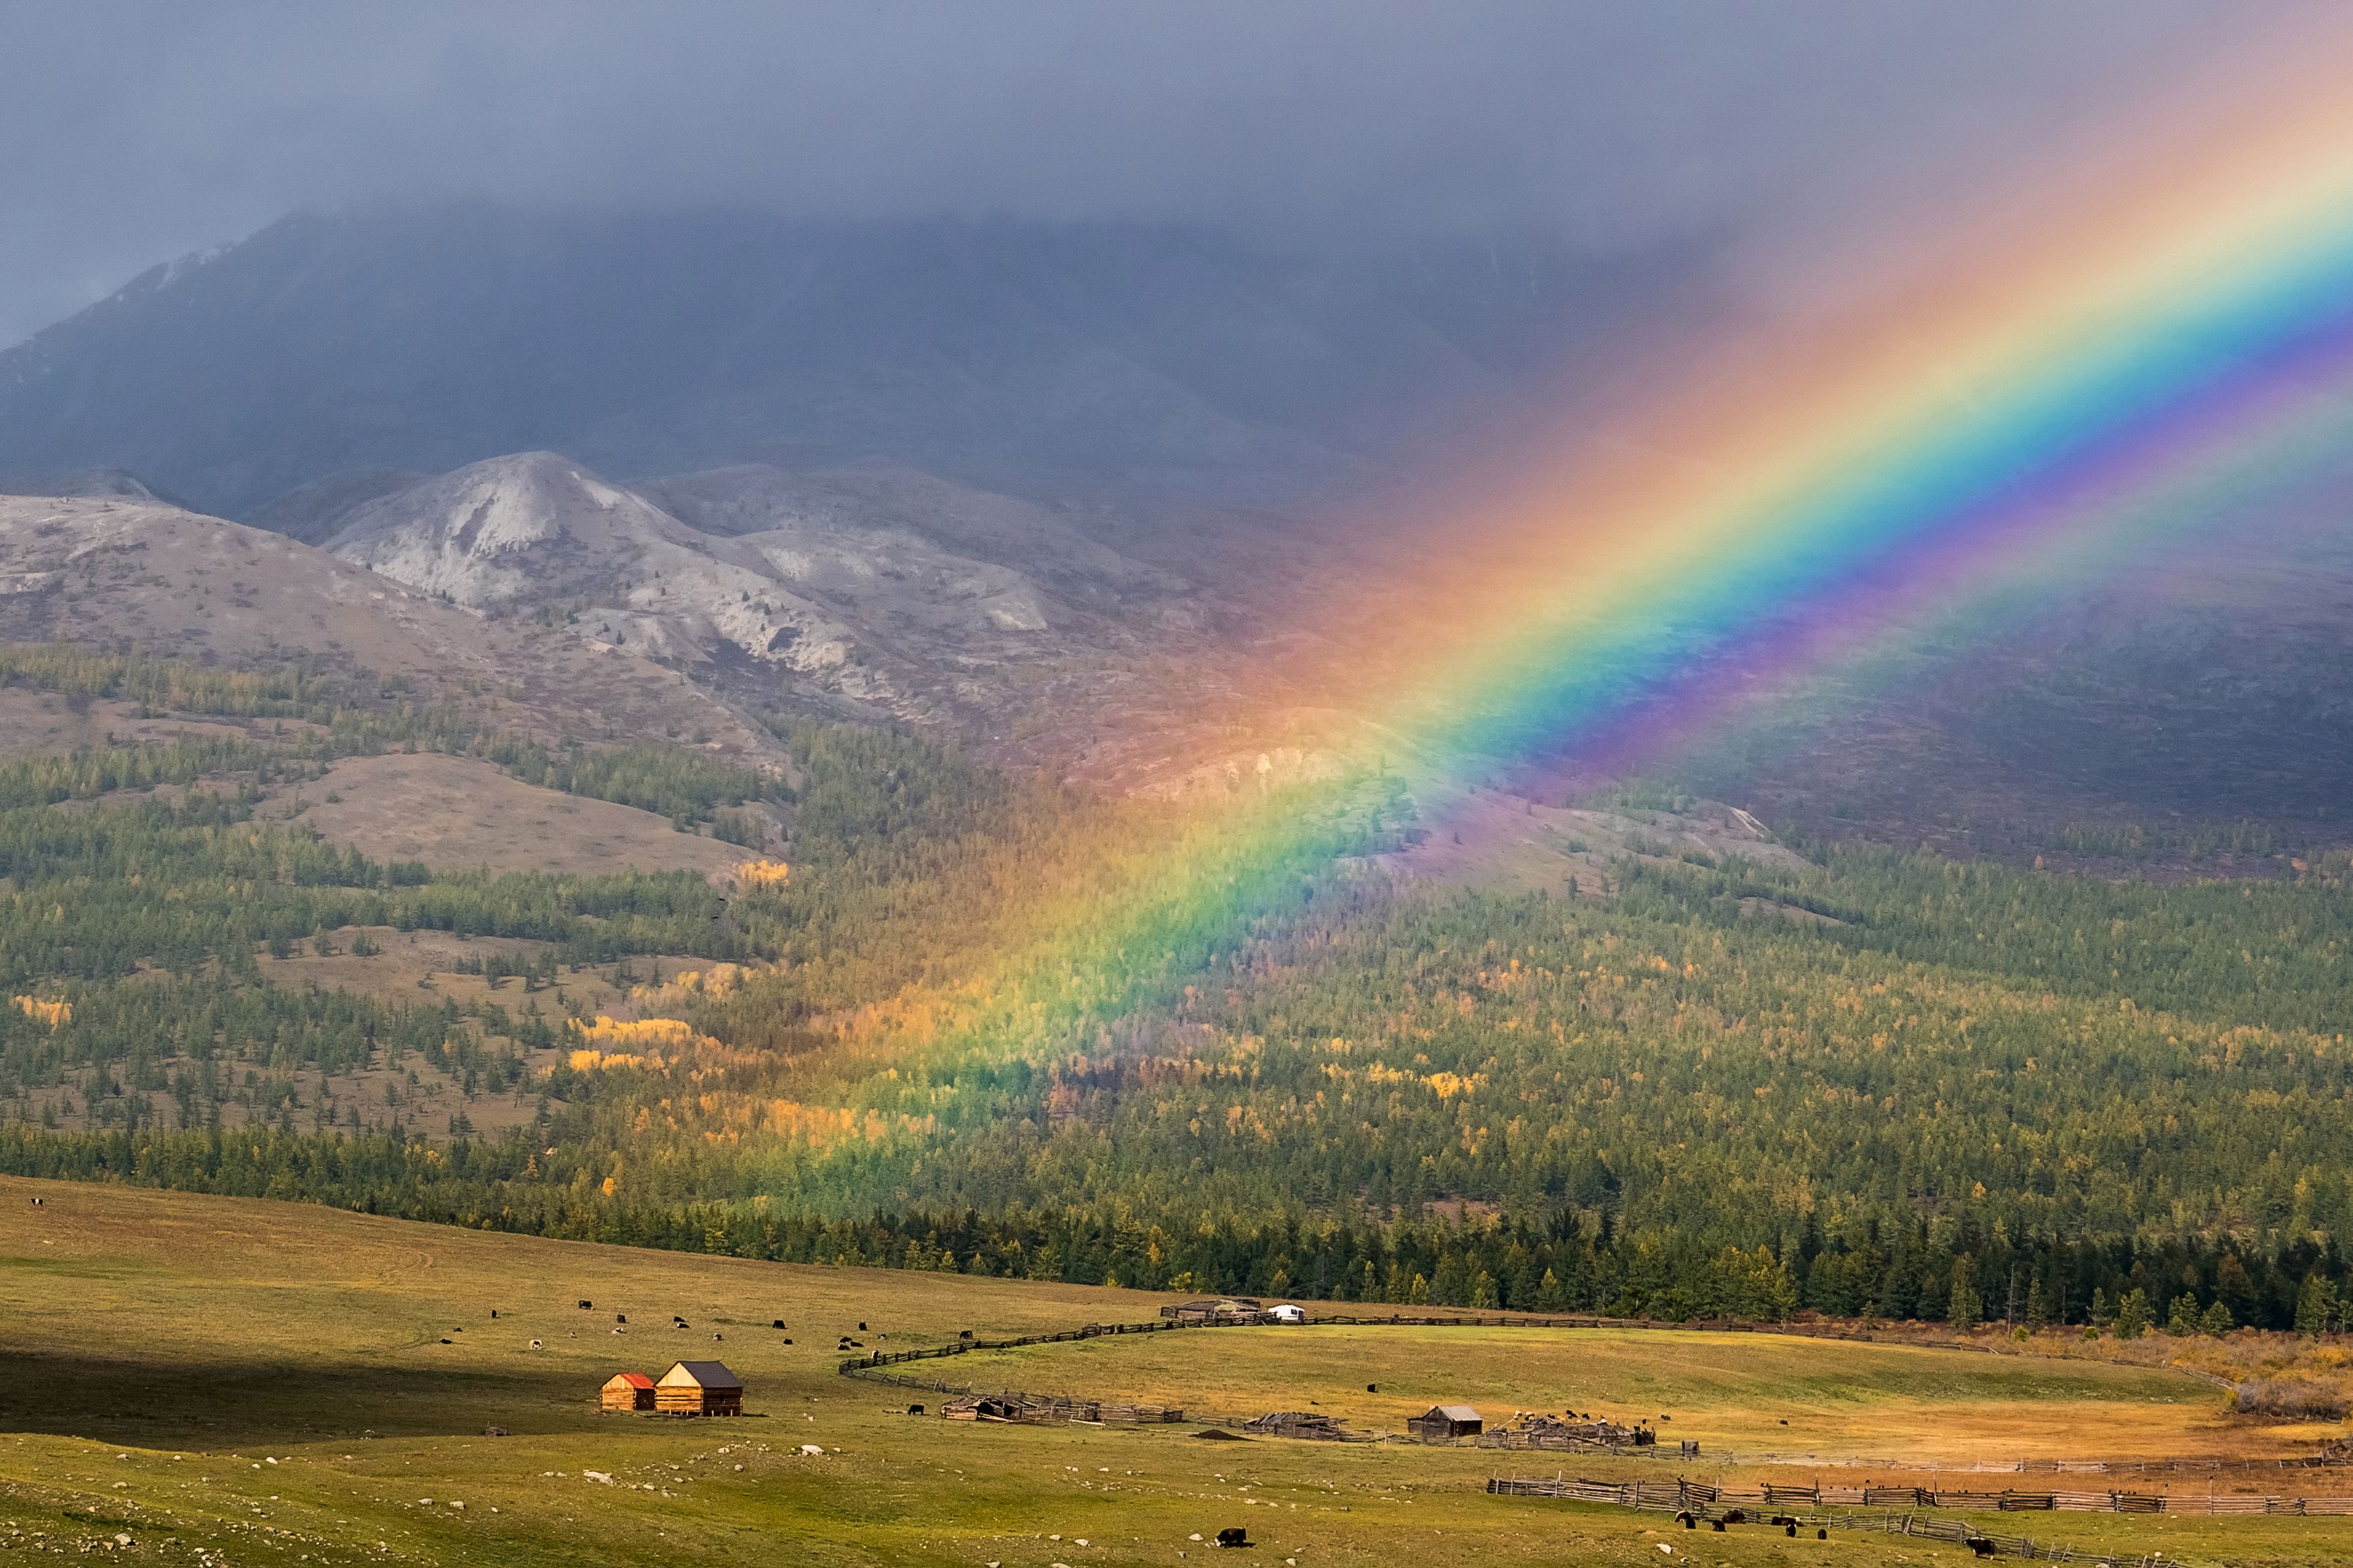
[268,753,754,880]
[959,1323,2254,1464]
[1,1179,2347,1567]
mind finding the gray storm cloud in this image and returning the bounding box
[2,0,2241,347]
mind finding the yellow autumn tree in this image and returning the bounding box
[11,996,69,1028]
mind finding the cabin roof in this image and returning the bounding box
[1429,1404,1482,1421]
[659,1360,744,1390]
[605,1371,656,1390]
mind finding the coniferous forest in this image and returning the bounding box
[2,645,2349,1337]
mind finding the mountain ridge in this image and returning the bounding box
[0,207,1698,520]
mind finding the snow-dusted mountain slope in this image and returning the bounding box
[322,451,1185,727]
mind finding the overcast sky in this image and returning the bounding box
[1,0,2255,347]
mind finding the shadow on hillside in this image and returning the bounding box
[0,1347,600,1448]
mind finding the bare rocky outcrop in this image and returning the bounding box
[0,491,781,761]
[321,450,1191,731]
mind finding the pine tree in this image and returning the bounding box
[2295,1272,2338,1337]
[2199,1299,2234,1337]
[2167,1294,2199,1337]
[1947,1255,1983,1331]
[2114,1288,2150,1341]
[2024,1274,2048,1333]
[1534,1268,1567,1312]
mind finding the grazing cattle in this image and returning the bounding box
[579,1300,592,1309]
[528,1339,543,1350]
[616,1314,627,1324]
[772,1319,787,1329]
[712,1333,723,1341]
[1215,1526,1250,1548]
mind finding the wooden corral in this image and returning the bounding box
[1485,1413,1652,1450]
[1158,1296,1263,1323]
[1243,1411,1357,1441]
[600,1371,655,1411]
[939,1391,1185,1425]
[655,1359,744,1416]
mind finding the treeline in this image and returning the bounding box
[0,1120,2343,1333]
[0,645,346,717]
[483,735,783,831]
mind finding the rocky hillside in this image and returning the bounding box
[0,489,781,761]
[317,450,1192,732]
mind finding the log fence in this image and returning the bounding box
[1490,1472,2353,1523]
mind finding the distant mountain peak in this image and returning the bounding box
[0,205,1706,518]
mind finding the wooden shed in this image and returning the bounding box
[655,1359,744,1416]
[601,1371,655,1412]
[1408,1403,1484,1440]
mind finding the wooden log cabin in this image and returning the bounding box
[601,1371,656,1412]
[1408,1403,1484,1440]
[655,1360,744,1416]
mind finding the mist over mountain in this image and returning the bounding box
[0,206,1704,522]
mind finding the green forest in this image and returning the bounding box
[2,645,2349,1334]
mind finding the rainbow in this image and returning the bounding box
[822,17,2353,1092]
[1351,23,2353,790]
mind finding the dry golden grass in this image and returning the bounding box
[273,753,750,880]
[963,1321,2266,1465]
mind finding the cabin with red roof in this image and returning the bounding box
[600,1370,656,1412]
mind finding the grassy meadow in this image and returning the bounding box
[1,1176,2350,1567]
[960,1322,2243,1464]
